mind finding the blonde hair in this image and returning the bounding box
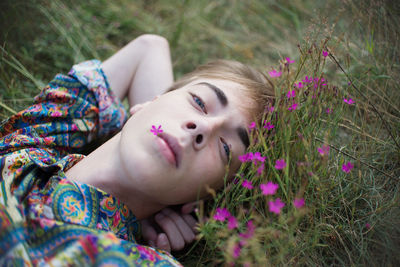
[168,59,275,122]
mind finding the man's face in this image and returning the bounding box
[119,78,253,205]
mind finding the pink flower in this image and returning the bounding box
[264,121,275,130]
[293,198,305,209]
[228,216,238,229]
[242,179,254,189]
[239,152,265,164]
[303,75,313,83]
[322,50,329,57]
[239,220,255,239]
[275,159,286,170]
[252,152,265,163]
[317,145,330,156]
[365,223,371,229]
[286,89,296,99]
[260,181,279,195]
[214,207,231,222]
[238,153,251,163]
[268,69,282,78]
[150,125,163,135]
[288,103,298,111]
[232,243,241,259]
[248,122,256,130]
[294,82,303,89]
[326,108,332,114]
[268,198,285,214]
[268,106,275,112]
[342,162,354,173]
[343,98,355,105]
[286,57,295,64]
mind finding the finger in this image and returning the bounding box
[141,219,157,245]
[181,201,198,214]
[155,212,185,251]
[182,214,198,232]
[162,208,196,244]
[156,233,171,252]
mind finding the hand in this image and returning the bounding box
[141,202,198,252]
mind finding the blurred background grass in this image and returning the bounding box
[1,0,399,265]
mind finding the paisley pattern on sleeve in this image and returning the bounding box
[68,59,127,137]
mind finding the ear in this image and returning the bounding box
[129,95,160,115]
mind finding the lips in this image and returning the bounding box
[157,133,182,168]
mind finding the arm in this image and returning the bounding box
[101,34,174,106]
[103,35,198,252]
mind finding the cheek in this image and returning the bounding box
[190,154,226,190]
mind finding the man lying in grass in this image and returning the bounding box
[0,34,274,266]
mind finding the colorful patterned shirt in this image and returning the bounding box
[0,60,182,266]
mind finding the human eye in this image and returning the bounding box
[191,93,208,114]
[221,138,231,160]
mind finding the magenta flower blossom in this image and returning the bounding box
[268,69,282,78]
[275,159,287,170]
[365,223,371,229]
[260,181,279,195]
[213,207,231,222]
[343,98,355,105]
[238,153,251,163]
[322,50,329,57]
[286,89,296,99]
[252,152,266,163]
[239,152,252,163]
[342,162,354,173]
[264,121,275,130]
[239,220,255,239]
[317,145,330,156]
[248,122,256,129]
[288,103,298,111]
[286,57,295,64]
[150,125,163,135]
[232,243,241,259]
[239,152,266,165]
[268,198,285,214]
[326,108,332,114]
[293,198,305,209]
[294,82,303,89]
[303,75,313,83]
[242,179,254,189]
[268,106,275,112]
[228,216,238,230]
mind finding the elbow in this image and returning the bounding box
[134,34,170,50]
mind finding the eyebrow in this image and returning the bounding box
[196,82,250,149]
[197,82,228,106]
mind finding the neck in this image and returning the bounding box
[65,133,165,220]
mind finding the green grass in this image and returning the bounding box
[1,0,399,265]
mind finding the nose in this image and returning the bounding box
[184,117,224,149]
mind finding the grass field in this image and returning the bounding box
[1,0,399,265]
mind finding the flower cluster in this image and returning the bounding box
[213,208,238,230]
[203,49,358,265]
[238,152,266,165]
